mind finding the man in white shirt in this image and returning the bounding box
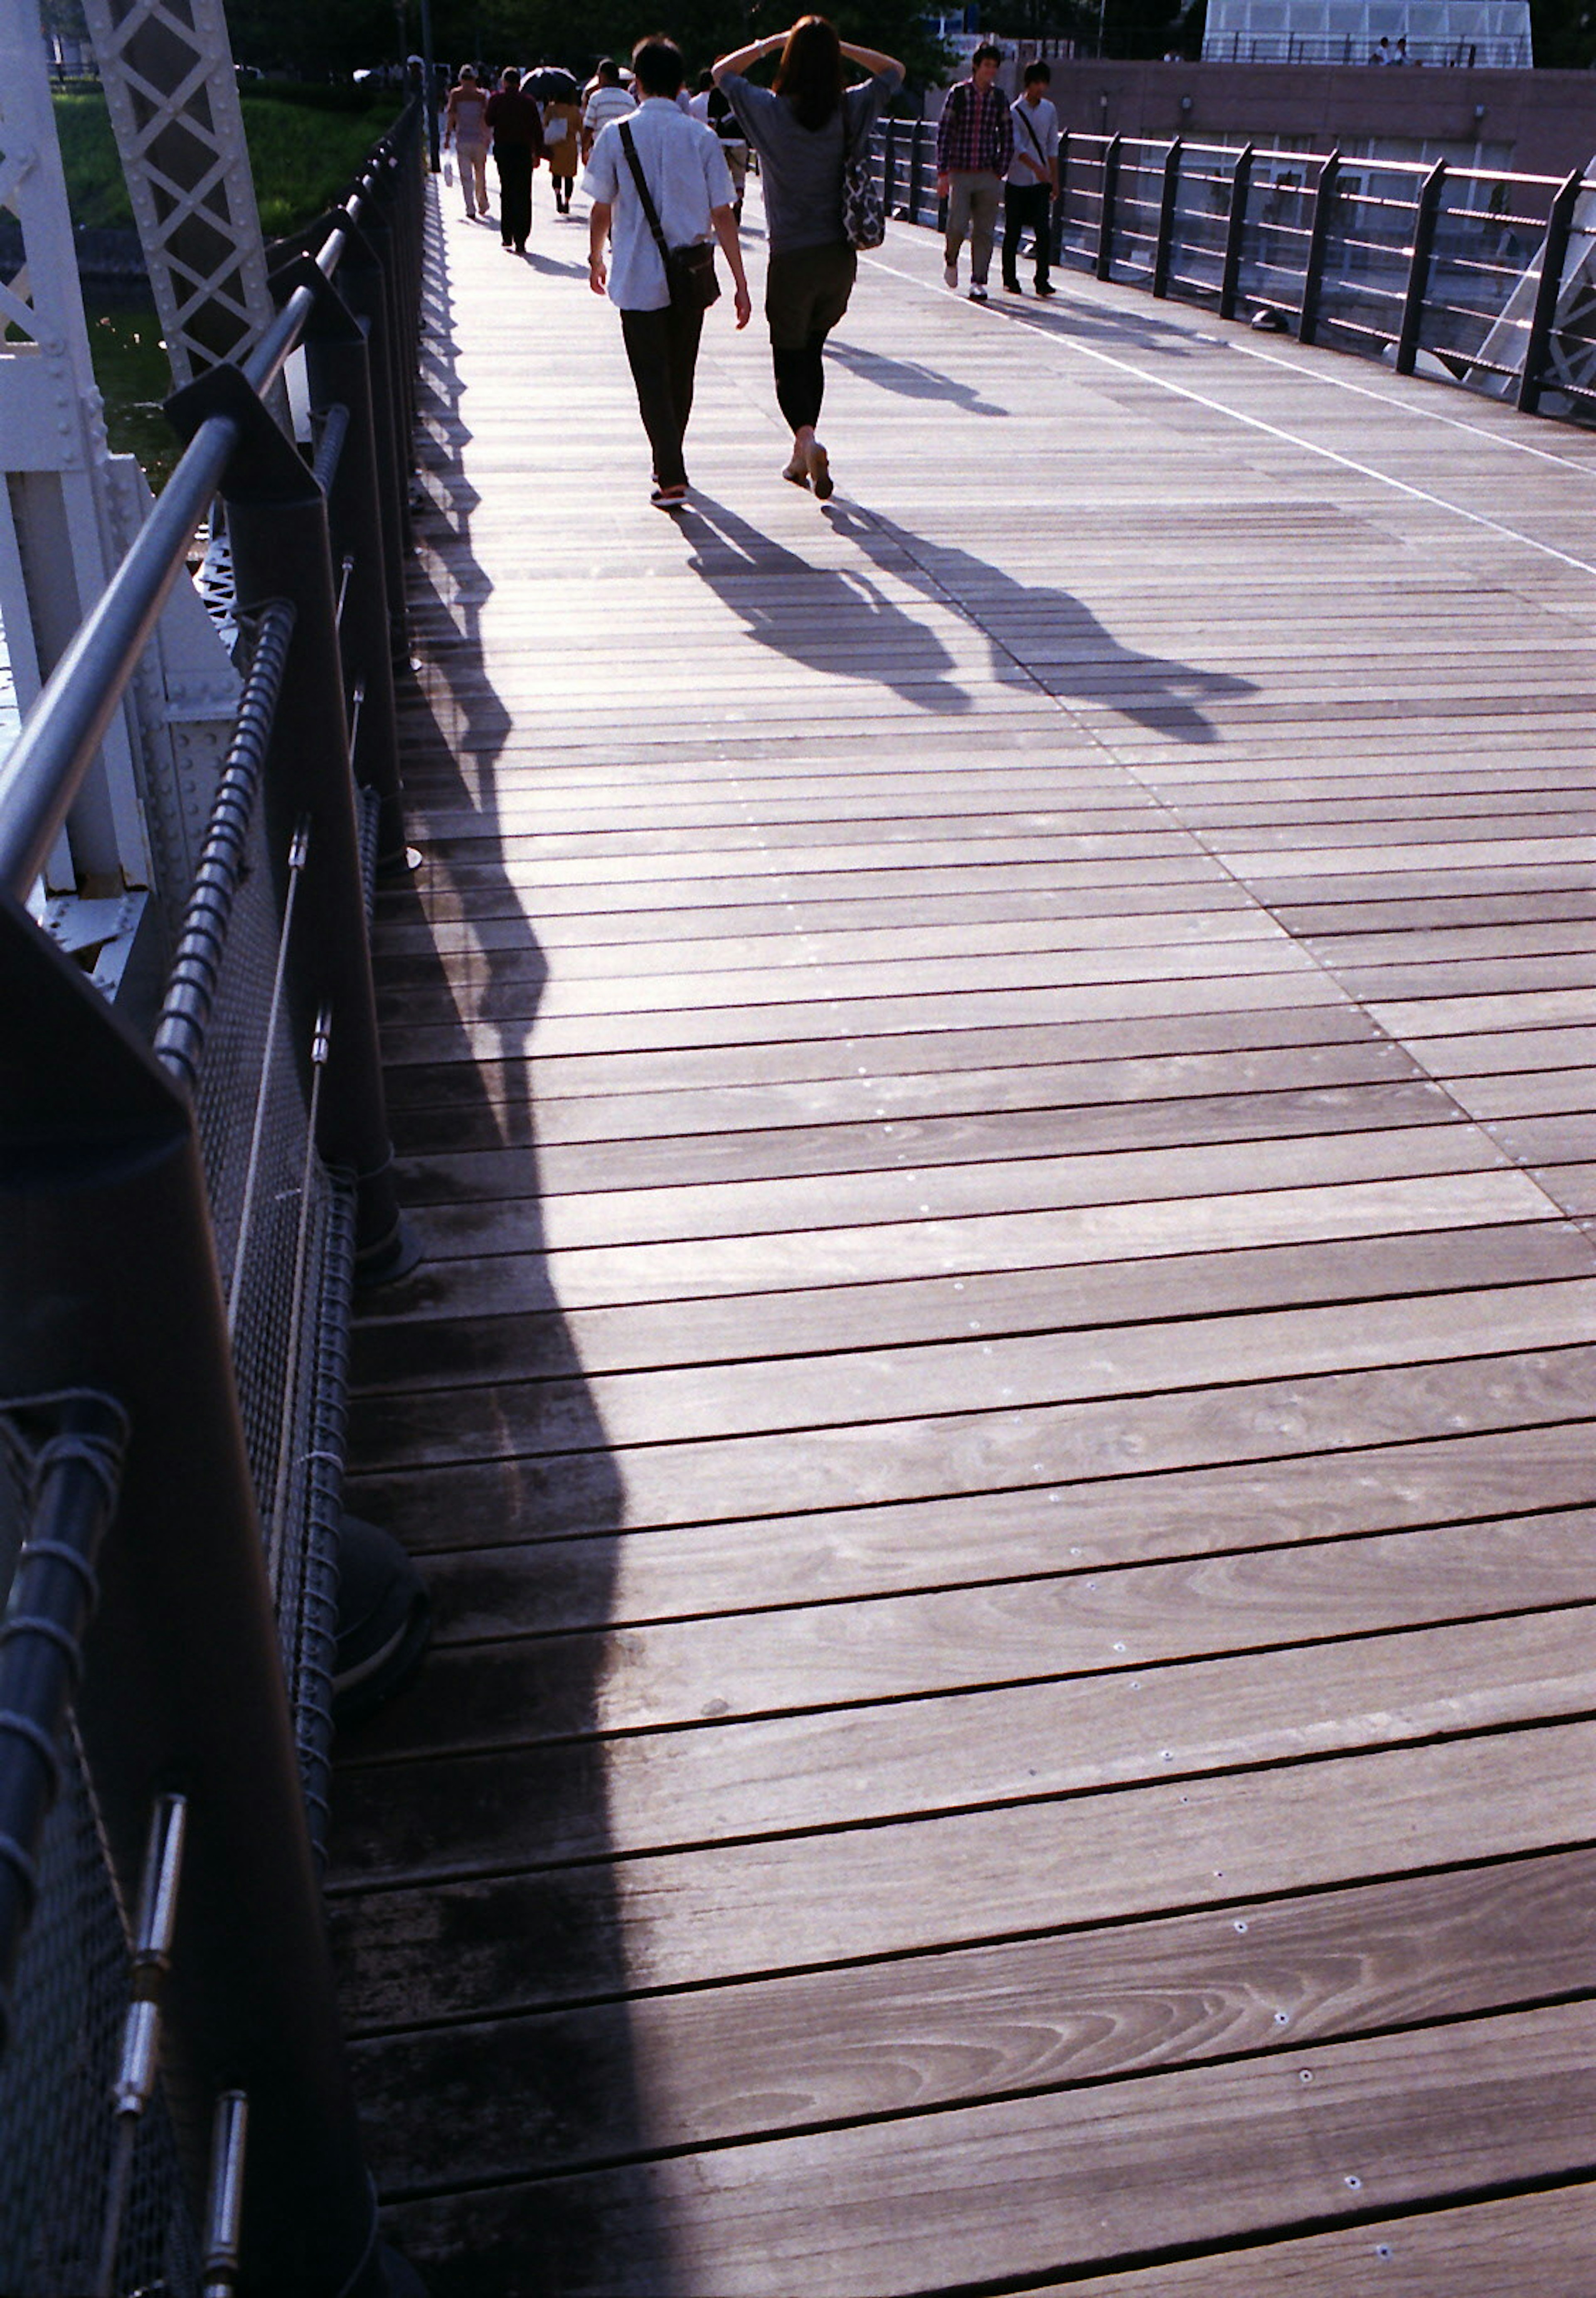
[1002,60,1060,297]
[584,36,751,506]
[581,58,635,162]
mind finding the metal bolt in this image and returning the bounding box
[1345,2175,1362,2191]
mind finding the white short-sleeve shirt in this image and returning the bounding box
[583,97,733,312]
[1005,94,1060,188]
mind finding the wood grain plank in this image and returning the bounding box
[377,2003,1596,2296]
[328,1720,1596,2024]
[349,1848,1596,2177]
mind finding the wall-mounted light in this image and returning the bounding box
[1180,93,1193,113]
[1472,102,1486,121]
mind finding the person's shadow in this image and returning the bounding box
[325,193,674,2295]
[678,491,975,714]
[677,493,1253,746]
[825,334,1010,418]
[822,502,1256,746]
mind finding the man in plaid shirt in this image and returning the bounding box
[936,44,1013,301]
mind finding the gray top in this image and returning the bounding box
[719,65,903,255]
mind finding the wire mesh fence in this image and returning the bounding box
[0,1416,201,2298]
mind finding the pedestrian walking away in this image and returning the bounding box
[584,36,751,506]
[582,58,636,163]
[715,15,904,499]
[1002,60,1059,296]
[485,64,544,253]
[937,42,1012,300]
[443,64,490,220]
[532,71,582,214]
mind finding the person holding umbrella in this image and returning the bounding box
[525,64,581,215]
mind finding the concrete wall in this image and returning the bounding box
[1037,60,1596,176]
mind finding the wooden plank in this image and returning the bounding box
[346,1341,1596,1544]
[328,1721,1596,2020]
[388,1078,1464,1198]
[382,1040,1433,1154]
[1054,2187,1596,2296]
[330,1607,1596,1874]
[348,1847,1596,2175]
[347,1279,1596,1464]
[350,1222,1595,1387]
[377,2002,1596,2297]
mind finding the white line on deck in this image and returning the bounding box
[863,251,1596,581]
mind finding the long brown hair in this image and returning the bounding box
[773,14,845,132]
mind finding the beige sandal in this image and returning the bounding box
[782,454,810,486]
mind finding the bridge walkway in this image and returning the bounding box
[327,175,1596,2293]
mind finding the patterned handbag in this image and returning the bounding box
[842,113,885,249]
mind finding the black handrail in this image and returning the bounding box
[0,97,429,2298]
[871,118,1596,421]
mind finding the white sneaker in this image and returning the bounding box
[943,261,958,289]
[968,283,988,303]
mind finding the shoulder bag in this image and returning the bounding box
[618,120,720,310]
[842,100,885,249]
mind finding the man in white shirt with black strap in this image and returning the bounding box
[584,36,751,507]
[1002,60,1060,298]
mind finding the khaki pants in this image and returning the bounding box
[945,172,1002,283]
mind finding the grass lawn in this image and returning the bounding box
[54,85,404,239]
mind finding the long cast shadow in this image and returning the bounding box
[823,500,1257,745]
[678,490,974,714]
[825,333,1011,418]
[325,192,670,2296]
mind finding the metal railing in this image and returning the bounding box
[1203,33,1531,64]
[0,98,427,2298]
[870,120,1596,420]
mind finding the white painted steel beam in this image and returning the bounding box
[79,0,275,387]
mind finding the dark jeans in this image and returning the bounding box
[1002,180,1053,288]
[620,301,705,488]
[495,143,533,247]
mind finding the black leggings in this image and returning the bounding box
[773,333,827,433]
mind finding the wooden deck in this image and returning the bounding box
[327,172,1596,2295]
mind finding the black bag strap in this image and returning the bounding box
[618,120,671,273]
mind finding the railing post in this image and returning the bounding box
[165,368,417,1282]
[1096,132,1122,281]
[882,118,898,217]
[1298,147,1341,344]
[335,183,416,559]
[1517,169,1582,415]
[1153,135,1183,297]
[1219,141,1254,318]
[282,257,409,870]
[323,212,411,656]
[0,914,388,2297]
[1395,157,1447,374]
[1055,130,1070,266]
[908,121,927,228]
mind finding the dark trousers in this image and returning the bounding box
[773,337,826,433]
[620,301,705,488]
[1002,180,1053,288]
[495,144,533,247]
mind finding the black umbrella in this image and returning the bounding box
[521,65,579,100]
